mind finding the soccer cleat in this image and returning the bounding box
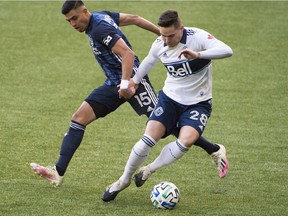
[134,166,152,187]
[211,144,229,178]
[30,163,63,186]
[102,180,131,202]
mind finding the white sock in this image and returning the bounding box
[119,134,156,184]
[149,139,189,173]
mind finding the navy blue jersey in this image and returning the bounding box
[85,11,140,86]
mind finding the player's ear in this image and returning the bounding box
[83,8,90,19]
[80,6,88,15]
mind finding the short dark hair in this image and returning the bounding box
[61,0,84,15]
[157,10,181,28]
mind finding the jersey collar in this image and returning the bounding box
[85,13,93,34]
[164,28,187,47]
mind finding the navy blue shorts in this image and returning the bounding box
[149,90,212,138]
[85,76,157,119]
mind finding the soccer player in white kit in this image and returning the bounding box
[102,9,233,202]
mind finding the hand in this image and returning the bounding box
[178,49,200,59]
[129,79,138,91]
[118,86,136,99]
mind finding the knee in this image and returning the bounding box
[178,127,200,148]
[70,101,96,126]
[178,138,193,148]
[71,111,87,126]
[71,111,79,121]
[178,135,199,148]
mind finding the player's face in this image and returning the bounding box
[159,25,184,48]
[65,6,90,32]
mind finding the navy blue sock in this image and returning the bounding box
[55,121,86,176]
[171,128,219,155]
[194,136,220,155]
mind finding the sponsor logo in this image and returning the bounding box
[156,38,162,43]
[103,35,113,46]
[186,29,196,36]
[164,59,211,78]
[165,62,194,78]
[89,36,101,55]
[104,15,118,29]
[147,106,154,113]
[198,125,204,131]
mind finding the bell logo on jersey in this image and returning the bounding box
[165,62,194,78]
[165,59,211,78]
[103,35,113,46]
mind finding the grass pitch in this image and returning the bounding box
[1,1,287,215]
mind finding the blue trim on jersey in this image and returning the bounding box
[85,11,140,86]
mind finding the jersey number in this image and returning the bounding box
[190,111,208,126]
[134,92,151,107]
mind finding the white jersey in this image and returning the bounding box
[133,27,232,105]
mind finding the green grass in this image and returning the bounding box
[1,1,287,215]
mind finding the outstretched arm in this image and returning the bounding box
[119,13,160,36]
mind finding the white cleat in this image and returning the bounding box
[211,144,229,178]
[134,166,152,187]
[30,163,63,186]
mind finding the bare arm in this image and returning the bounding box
[112,38,136,99]
[112,38,135,80]
[119,13,160,36]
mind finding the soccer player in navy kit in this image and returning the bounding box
[30,1,228,187]
[30,0,158,186]
[102,10,232,202]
